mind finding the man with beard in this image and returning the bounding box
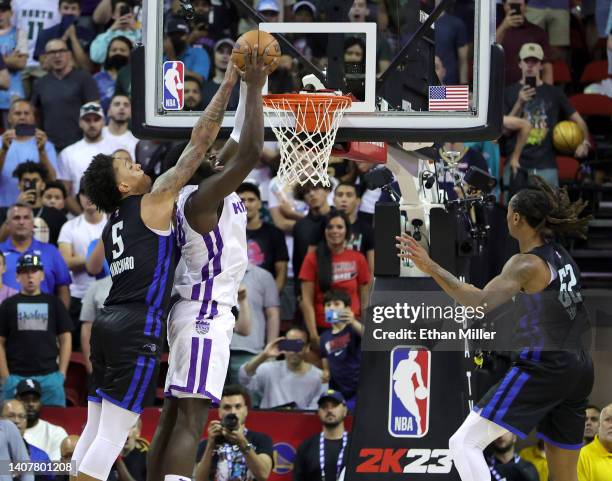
[103,95,138,159]
[57,102,119,214]
[293,390,350,481]
[202,39,240,110]
[184,76,204,111]
[487,433,540,481]
[164,18,210,86]
[16,379,68,460]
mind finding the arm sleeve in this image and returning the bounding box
[52,247,73,287]
[55,297,74,334]
[57,220,73,246]
[0,301,10,337]
[298,251,317,282]
[89,31,114,64]
[357,253,370,284]
[253,432,274,458]
[238,361,265,396]
[5,422,34,481]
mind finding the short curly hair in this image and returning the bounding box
[81,153,123,213]
[12,161,49,182]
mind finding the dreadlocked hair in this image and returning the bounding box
[81,153,123,213]
[510,176,590,240]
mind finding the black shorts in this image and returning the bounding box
[476,350,594,449]
[89,303,164,413]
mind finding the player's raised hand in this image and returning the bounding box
[239,44,279,89]
[223,57,239,87]
[395,234,436,275]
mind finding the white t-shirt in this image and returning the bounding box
[57,137,119,194]
[12,0,60,66]
[102,126,138,160]
[58,214,106,298]
[24,419,67,460]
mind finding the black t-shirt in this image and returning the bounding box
[0,293,73,375]
[196,430,274,481]
[293,212,327,283]
[487,455,539,481]
[246,223,289,277]
[504,83,576,170]
[108,447,147,481]
[347,217,374,257]
[293,433,351,481]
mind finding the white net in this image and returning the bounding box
[264,94,351,187]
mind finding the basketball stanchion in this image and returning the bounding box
[263,93,352,187]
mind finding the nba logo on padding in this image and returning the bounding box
[388,347,431,438]
[162,61,184,111]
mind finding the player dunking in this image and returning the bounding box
[146,48,277,481]
[396,177,593,481]
[69,62,240,481]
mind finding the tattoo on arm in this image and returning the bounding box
[151,83,235,196]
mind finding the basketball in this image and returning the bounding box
[415,386,428,400]
[231,30,281,73]
[553,121,584,154]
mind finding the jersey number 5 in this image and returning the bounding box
[112,221,125,259]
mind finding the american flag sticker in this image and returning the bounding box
[428,85,470,111]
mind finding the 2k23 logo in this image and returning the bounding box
[356,448,453,474]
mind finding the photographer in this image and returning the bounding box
[194,385,273,481]
[0,161,67,245]
[0,99,58,208]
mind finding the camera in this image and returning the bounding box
[216,413,239,444]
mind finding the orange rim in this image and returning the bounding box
[263,93,352,133]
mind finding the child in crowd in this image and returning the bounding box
[320,289,364,412]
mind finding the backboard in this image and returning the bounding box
[131,0,503,142]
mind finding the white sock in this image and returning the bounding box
[230,81,247,143]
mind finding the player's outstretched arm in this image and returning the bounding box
[187,46,278,233]
[141,63,239,229]
[396,234,548,311]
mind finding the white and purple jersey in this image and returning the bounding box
[174,185,248,319]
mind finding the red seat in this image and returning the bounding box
[65,353,89,407]
[552,59,572,84]
[556,156,580,182]
[580,60,608,84]
[569,94,612,116]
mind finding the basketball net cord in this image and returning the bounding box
[264,95,351,187]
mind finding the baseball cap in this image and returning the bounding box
[166,17,190,35]
[16,254,44,273]
[257,0,280,13]
[16,378,42,397]
[519,43,544,61]
[293,0,317,16]
[318,389,346,406]
[0,1,12,11]
[80,102,104,120]
[215,38,235,52]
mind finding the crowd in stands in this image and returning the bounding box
[0,0,610,479]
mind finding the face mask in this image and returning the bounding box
[104,54,129,71]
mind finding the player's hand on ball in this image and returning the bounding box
[239,44,279,88]
[395,234,436,275]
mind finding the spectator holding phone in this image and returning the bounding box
[195,385,274,481]
[496,0,553,85]
[34,0,96,73]
[239,326,326,409]
[0,100,58,208]
[319,290,363,412]
[0,161,67,246]
[504,43,590,187]
[89,1,141,65]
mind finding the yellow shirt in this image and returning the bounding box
[578,436,612,481]
[519,445,548,481]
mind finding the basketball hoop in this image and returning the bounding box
[263,93,352,187]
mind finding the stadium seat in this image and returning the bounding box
[65,353,89,407]
[553,59,572,85]
[569,94,612,116]
[580,60,608,84]
[556,156,580,182]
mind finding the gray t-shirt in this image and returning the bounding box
[0,420,33,481]
[230,264,280,354]
[79,276,112,322]
[239,360,327,410]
